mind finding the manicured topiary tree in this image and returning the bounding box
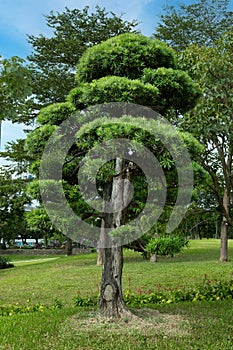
[26,33,201,318]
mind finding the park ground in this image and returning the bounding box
[0,239,232,349]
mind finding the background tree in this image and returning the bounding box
[0,139,34,247]
[0,167,29,247]
[178,30,233,261]
[0,55,33,246]
[26,208,64,249]
[0,56,32,125]
[27,6,139,110]
[154,0,233,50]
[25,33,201,318]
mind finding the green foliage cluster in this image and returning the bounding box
[145,235,189,259]
[73,294,98,307]
[37,102,75,126]
[73,278,233,307]
[0,168,29,245]
[0,256,14,269]
[69,33,201,118]
[125,279,233,306]
[68,76,159,109]
[76,33,176,83]
[0,56,32,123]
[142,67,201,113]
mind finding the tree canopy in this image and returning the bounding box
[0,56,32,124]
[154,0,233,50]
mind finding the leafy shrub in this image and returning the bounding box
[144,235,189,260]
[37,102,75,126]
[0,256,14,269]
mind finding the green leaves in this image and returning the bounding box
[76,33,177,83]
[68,76,159,108]
[0,256,14,269]
[145,235,188,258]
[37,102,75,125]
[0,56,32,123]
[73,278,233,307]
[142,67,201,114]
[154,0,233,49]
[27,6,139,105]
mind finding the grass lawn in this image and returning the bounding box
[0,239,232,349]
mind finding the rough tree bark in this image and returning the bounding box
[99,158,131,318]
[97,220,105,266]
[220,189,229,262]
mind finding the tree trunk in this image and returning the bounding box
[220,189,229,262]
[66,237,73,256]
[97,220,105,266]
[99,158,131,318]
[150,254,158,262]
[99,245,128,318]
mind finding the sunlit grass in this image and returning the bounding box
[0,239,233,349]
[0,239,232,306]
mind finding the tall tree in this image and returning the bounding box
[27,6,139,108]
[178,30,233,261]
[25,33,201,318]
[154,0,233,50]
[0,57,33,244]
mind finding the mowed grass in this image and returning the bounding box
[0,239,232,306]
[0,239,233,349]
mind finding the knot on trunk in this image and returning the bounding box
[103,284,115,302]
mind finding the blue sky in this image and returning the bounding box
[0,0,177,59]
[0,0,232,154]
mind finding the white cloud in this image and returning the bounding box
[0,0,163,149]
[0,0,159,37]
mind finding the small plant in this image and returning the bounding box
[54,298,63,309]
[73,294,98,307]
[0,256,14,269]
